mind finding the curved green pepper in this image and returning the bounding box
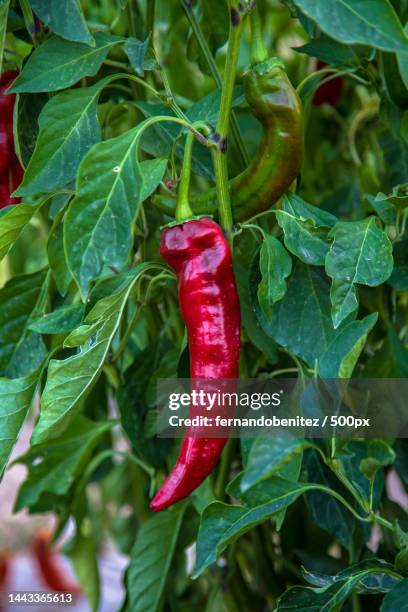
[153,58,303,222]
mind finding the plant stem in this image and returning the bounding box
[370,512,394,532]
[145,0,156,38]
[180,0,249,168]
[328,460,370,513]
[314,484,369,523]
[215,438,237,500]
[19,0,37,45]
[104,58,133,72]
[213,3,245,232]
[212,152,232,231]
[250,6,268,64]
[215,5,244,143]
[127,0,138,38]
[175,131,195,221]
[158,61,190,121]
[270,367,301,377]
[104,64,188,121]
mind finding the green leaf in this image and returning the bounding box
[0,270,48,377]
[336,441,389,508]
[199,0,229,53]
[381,51,408,109]
[15,79,108,196]
[395,440,408,486]
[186,85,245,124]
[367,192,397,225]
[277,562,401,611]
[303,558,399,592]
[232,445,303,529]
[118,345,172,468]
[276,195,336,266]
[65,520,100,612]
[64,124,167,297]
[15,415,112,511]
[0,199,44,261]
[47,208,73,296]
[136,103,182,155]
[276,582,351,610]
[9,32,123,93]
[293,0,408,52]
[28,303,85,334]
[15,92,48,167]
[295,32,366,65]
[360,440,396,481]
[234,260,278,366]
[188,0,229,72]
[276,210,331,266]
[304,450,356,549]
[241,438,307,492]
[317,313,378,377]
[0,0,9,74]
[397,24,408,89]
[260,262,337,368]
[31,265,153,443]
[325,218,393,328]
[283,193,338,228]
[0,368,41,480]
[365,327,408,377]
[124,36,155,76]
[380,129,408,187]
[381,578,408,611]
[29,0,94,46]
[137,102,214,180]
[127,503,187,612]
[194,477,318,577]
[389,239,408,291]
[258,235,292,318]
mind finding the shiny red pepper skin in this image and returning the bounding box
[0,71,23,208]
[150,218,240,512]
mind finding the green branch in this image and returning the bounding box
[181,0,249,168]
[213,2,247,232]
[175,131,195,221]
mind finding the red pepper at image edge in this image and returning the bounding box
[0,552,11,612]
[313,60,343,107]
[150,218,241,512]
[0,551,10,590]
[0,70,23,208]
[31,529,81,594]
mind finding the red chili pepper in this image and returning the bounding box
[0,551,11,612]
[0,70,23,208]
[150,217,240,511]
[0,551,10,591]
[313,60,343,107]
[31,529,81,594]
[0,161,23,207]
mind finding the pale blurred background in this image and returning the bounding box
[0,423,128,612]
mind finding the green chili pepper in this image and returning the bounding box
[153,58,303,222]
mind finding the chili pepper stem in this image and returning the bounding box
[212,152,233,232]
[175,131,195,221]
[214,2,246,232]
[250,6,268,65]
[215,438,237,500]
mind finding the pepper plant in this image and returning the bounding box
[0,0,408,610]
